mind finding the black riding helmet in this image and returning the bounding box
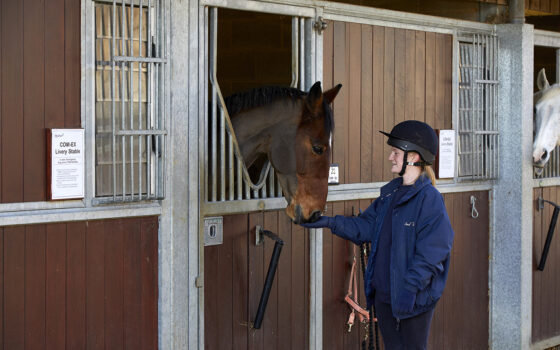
[380,120,438,176]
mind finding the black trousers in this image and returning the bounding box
[374,296,435,350]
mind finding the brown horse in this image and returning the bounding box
[224,81,342,224]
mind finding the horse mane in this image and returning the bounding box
[224,85,334,133]
[224,86,305,116]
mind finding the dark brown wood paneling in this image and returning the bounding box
[46,223,66,349]
[25,225,46,350]
[0,0,81,203]
[0,217,158,350]
[1,0,24,203]
[322,191,489,350]
[4,226,25,350]
[533,187,560,343]
[67,222,86,349]
[205,212,310,350]
[324,22,453,185]
[23,0,45,202]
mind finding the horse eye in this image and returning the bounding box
[312,145,324,155]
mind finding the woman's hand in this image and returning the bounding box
[299,216,333,229]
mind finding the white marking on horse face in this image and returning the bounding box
[533,87,560,167]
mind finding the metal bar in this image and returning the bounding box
[210,8,217,201]
[115,56,167,63]
[147,0,153,198]
[299,18,305,90]
[138,0,144,198]
[129,0,135,200]
[291,17,299,88]
[228,131,234,201]
[112,0,117,201]
[220,107,226,201]
[538,205,559,271]
[121,0,127,200]
[253,229,284,330]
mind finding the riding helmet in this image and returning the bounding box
[380,120,438,165]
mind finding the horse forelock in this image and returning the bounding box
[224,86,305,116]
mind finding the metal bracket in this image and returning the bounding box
[313,16,327,34]
[204,216,223,246]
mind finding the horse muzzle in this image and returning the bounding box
[290,205,322,225]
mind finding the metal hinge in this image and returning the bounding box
[313,16,327,34]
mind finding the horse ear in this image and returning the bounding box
[323,84,342,104]
[306,81,324,113]
[537,68,550,91]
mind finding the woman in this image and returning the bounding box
[302,120,454,350]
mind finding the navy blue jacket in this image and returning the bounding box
[327,175,454,319]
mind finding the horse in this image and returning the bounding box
[222,81,342,224]
[533,68,560,175]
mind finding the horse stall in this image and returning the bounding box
[200,2,494,349]
[532,29,560,349]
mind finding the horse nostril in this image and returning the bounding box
[542,150,548,161]
[309,210,322,223]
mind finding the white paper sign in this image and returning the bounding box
[50,129,85,200]
[328,164,339,185]
[438,130,455,179]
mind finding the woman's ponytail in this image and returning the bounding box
[423,166,436,186]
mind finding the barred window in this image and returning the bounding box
[458,34,499,180]
[94,0,167,203]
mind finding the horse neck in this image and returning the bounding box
[231,99,301,166]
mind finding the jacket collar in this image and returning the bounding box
[380,175,432,202]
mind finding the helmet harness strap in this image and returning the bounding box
[398,150,426,177]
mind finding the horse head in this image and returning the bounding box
[227,82,341,224]
[533,68,560,175]
[273,82,341,224]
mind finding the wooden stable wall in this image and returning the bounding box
[323,21,452,185]
[0,0,81,203]
[322,192,490,350]
[205,212,310,349]
[0,217,158,350]
[533,187,560,344]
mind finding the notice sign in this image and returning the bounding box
[438,130,455,179]
[328,164,339,185]
[48,129,85,200]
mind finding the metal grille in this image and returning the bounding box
[458,34,499,180]
[205,7,310,202]
[535,145,560,178]
[94,0,167,203]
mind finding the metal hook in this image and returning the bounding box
[470,195,479,219]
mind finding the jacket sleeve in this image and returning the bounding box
[327,198,380,245]
[403,191,455,293]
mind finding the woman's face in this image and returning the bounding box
[388,147,405,174]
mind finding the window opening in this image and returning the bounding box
[458,34,499,180]
[94,0,167,203]
[205,7,309,203]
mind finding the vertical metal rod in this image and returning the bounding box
[228,132,234,201]
[138,0,144,198]
[159,0,166,197]
[112,0,117,201]
[220,107,226,201]
[121,0,127,200]
[210,8,218,202]
[154,0,160,197]
[147,0,152,198]
[129,1,135,200]
[237,158,243,200]
[470,37,476,180]
[291,17,299,88]
[299,18,305,90]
